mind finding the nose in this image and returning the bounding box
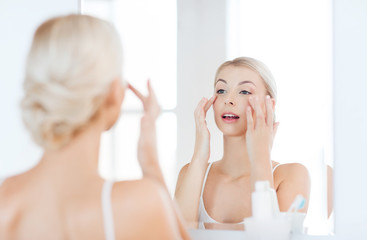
[225,97,235,106]
[224,91,236,106]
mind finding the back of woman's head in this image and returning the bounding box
[21,14,122,150]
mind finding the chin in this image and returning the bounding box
[221,130,246,137]
[216,124,246,137]
[215,118,246,136]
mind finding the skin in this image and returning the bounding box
[327,165,333,218]
[0,79,190,240]
[175,65,311,225]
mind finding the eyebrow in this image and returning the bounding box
[216,79,227,85]
[238,80,256,86]
[215,79,256,86]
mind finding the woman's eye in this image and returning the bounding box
[239,90,251,95]
[216,89,226,94]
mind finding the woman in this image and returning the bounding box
[175,57,310,226]
[0,15,189,239]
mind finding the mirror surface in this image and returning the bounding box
[82,0,333,235]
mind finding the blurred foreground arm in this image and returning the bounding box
[129,81,166,187]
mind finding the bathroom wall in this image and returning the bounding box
[176,0,227,174]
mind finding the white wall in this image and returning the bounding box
[0,0,78,178]
[333,0,367,238]
[176,0,227,175]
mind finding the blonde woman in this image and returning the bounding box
[0,15,189,239]
[175,57,310,227]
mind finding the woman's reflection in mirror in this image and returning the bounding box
[175,57,311,228]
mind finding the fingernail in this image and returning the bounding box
[266,95,270,100]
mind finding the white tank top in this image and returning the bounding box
[197,162,281,229]
[102,180,115,240]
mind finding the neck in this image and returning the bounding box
[219,134,252,178]
[40,120,104,181]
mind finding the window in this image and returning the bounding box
[82,0,177,194]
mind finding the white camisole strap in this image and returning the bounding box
[200,162,213,198]
[102,180,115,240]
[272,163,282,173]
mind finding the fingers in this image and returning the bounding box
[147,79,157,99]
[194,98,204,117]
[249,96,264,125]
[246,106,254,130]
[204,95,217,112]
[196,97,207,118]
[128,83,145,102]
[265,95,274,126]
[129,80,157,103]
[194,97,210,129]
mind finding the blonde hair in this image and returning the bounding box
[21,14,122,150]
[214,57,277,100]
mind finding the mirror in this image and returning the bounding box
[82,0,333,236]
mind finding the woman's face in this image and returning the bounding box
[213,65,269,136]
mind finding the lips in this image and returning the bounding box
[222,113,240,119]
[221,112,240,123]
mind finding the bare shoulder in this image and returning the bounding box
[112,178,167,204]
[273,163,311,212]
[178,163,190,177]
[274,162,309,178]
[273,163,310,188]
[112,178,180,239]
[175,162,210,193]
[175,163,190,192]
[177,161,210,177]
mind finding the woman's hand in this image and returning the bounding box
[192,96,217,167]
[128,80,165,187]
[246,95,279,188]
[174,95,216,224]
[128,80,160,123]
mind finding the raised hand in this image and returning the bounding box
[128,80,160,122]
[192,95,217,167]
[128,80,165,186]
[246,95,279,163]
[246,95,279,188]
[174,95,217,223]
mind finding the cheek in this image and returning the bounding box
[238,98,250,112]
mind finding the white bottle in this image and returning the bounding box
[251,181,280,219]
[245,181,290,240]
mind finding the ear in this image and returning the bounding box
[271,98,276,122]
[271,98,276,110]
[105,78,125,109]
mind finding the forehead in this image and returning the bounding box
[216,65,264,87]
